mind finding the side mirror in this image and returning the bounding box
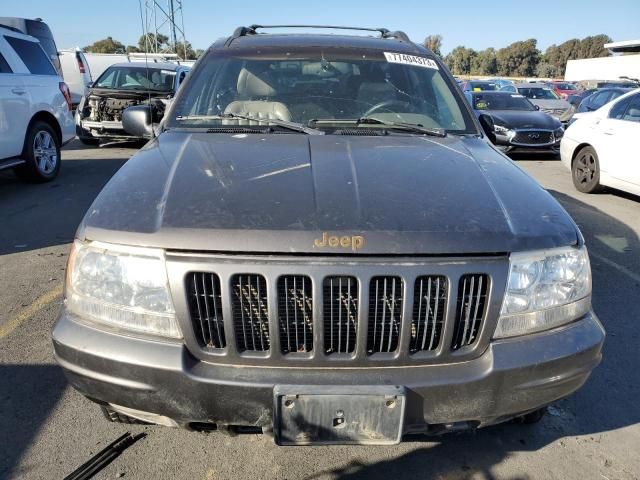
[86,81,93,89]
[534,105,540,111]
[478,114,496,144]
[122,105,154,138]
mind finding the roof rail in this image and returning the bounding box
[225,25,414,47]
[382,30,412,43]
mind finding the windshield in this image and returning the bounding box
[517,87,560,100]
[472,93,535,111]
[94,66,176,91]
[168,48,475,134]
[469,82,497,91]
[553,82,577,90]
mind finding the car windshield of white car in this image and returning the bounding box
[94,66,175,92]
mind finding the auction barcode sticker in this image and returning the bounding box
[384,52,439,70]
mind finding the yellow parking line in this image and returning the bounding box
[0,284,63,339]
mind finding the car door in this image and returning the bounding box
[595,92,640,188]
[0,38,30,160]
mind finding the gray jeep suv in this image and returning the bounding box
[52,25,604,445]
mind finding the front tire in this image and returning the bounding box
[572,146,602,193]
[15,121,61,182]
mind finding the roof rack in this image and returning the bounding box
[226,25,412,45]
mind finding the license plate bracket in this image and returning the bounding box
[274,386,405,445]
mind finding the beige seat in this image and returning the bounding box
[224,67,292,124]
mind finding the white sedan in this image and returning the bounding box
[561,89,640,196]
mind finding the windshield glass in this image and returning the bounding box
[168,48,475,134]
[554,82,577,90]
[517,87,560,100]
[472,93,535,111]
[469,82,497,91]
[94,66,176,91]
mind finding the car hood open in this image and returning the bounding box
[78,131,578,254]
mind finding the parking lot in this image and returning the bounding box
[0,142,639,480]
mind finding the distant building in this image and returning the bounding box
[564,39,640,83]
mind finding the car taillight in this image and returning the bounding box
[76,53,85,74]
[59,82,73,111]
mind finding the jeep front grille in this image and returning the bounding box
[278,275,313,354]
[410,276,447,353]
[452,274,489,350]
[187,272,226,349]
[231,274,270,352]
[323,276,358,354]
[176,255,504,367]
[367,276,403,354]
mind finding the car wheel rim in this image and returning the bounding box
[33,131,57,174]
[575,153,596,185]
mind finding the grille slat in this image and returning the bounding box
[324,276,358,354]
[232,274,270,352]
[452,274,488,350]
[278,275,313,354]
[512,131,553,145]
[367,276,403,354]
[411,276,447,353]
[187,272,226,349]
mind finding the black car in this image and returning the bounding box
[576,87,634,113]
[465,91,563,152]
[52,25,602,445]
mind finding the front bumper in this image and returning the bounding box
[495,131,562,150]
[52,310,604,436]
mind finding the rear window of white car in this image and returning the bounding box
[4,36,57,75]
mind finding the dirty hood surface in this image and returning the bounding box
[79,131,578,254]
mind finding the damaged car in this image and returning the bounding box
[53,25,604,445]
[75,62,190,144]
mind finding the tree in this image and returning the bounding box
[542,35,611,76]
[138,33,169,52]
[126,45,140,54]
[472,48,497,75]
[496,39,539,77]
[171,40,197,59]
[84,37,125,54]
[445,46,477,75]
[535,62,559,78]
[423,34,443,57]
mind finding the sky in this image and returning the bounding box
[4,0,640,55]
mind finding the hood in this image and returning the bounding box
[489,110,561,130]
[79,131,578,255]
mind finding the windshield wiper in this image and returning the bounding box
[308,118,446,137]
[356,117,447,137]
[175,114,324,135]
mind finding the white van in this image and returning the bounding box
[0,26,74,182]
[59,48,92,107]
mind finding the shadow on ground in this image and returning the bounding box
[0,365,68,479]
[0,143,131,255]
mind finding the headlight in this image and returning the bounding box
[554,127,564,138]
[494,246,591,338]
[66,240,181,338]
[494,124,511,134]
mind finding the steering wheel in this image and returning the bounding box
[362,100,418,118]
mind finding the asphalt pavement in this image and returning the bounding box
[1,143,639,480]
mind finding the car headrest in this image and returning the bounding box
[237,67,277,97]
[301,62,351,76]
